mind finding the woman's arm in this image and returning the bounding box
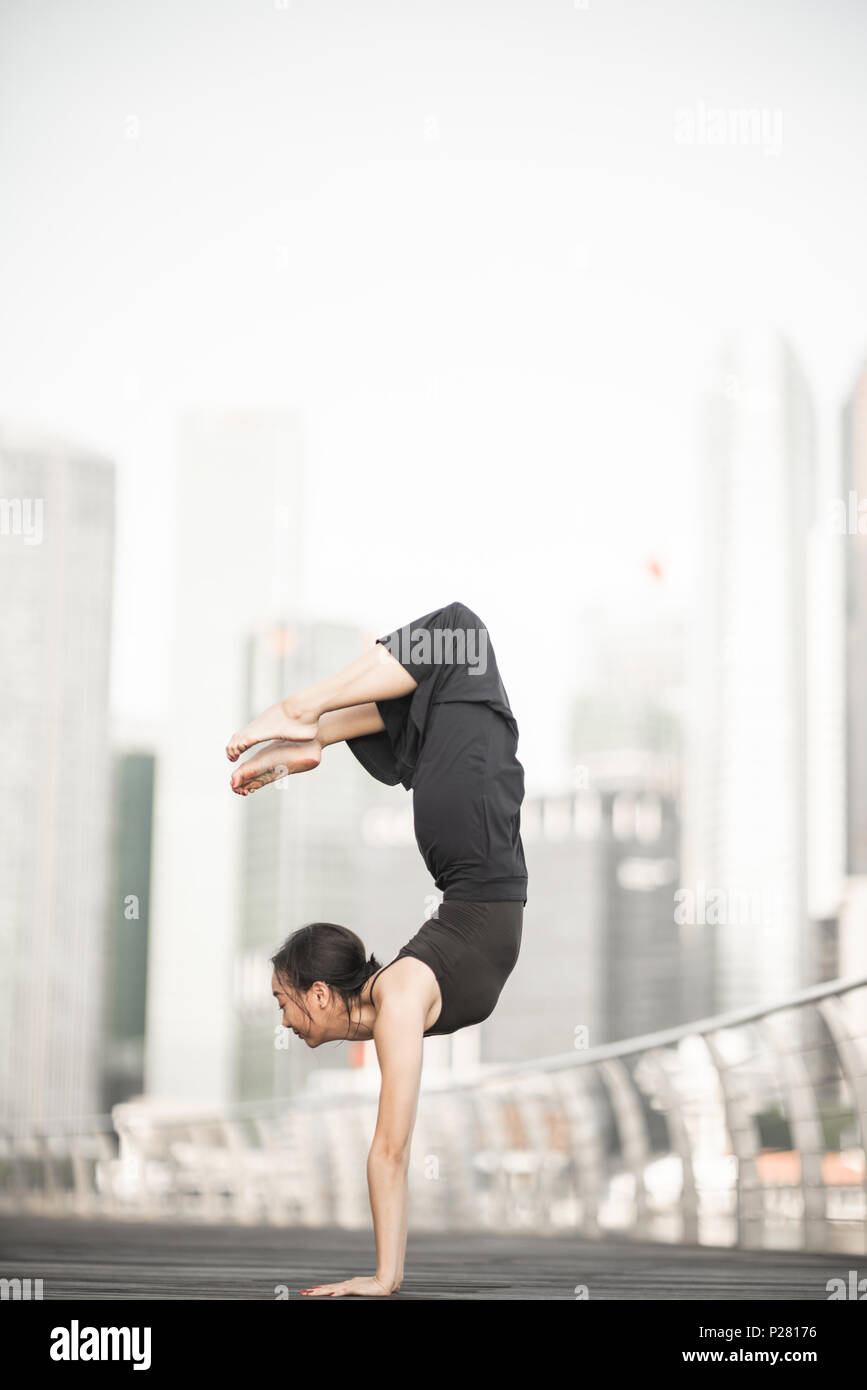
[317,702,386,745]
[366,990,426,1290]
[300,986,425,1298]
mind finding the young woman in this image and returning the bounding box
[225,600,527,1297]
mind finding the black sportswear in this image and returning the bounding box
[368,899,523,1037]
[346,599,528,902]
[346,600,527,1036]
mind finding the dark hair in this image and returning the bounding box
[270,922,382,1040]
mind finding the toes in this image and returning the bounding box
[231,761,292,797]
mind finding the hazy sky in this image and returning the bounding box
[2,0,866,787]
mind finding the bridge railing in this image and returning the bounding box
[2,975,866,1252]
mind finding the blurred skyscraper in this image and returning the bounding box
[102,734,157,1111]
[484,761,681,1061]
[147,409,305,1106]
[843,359,867,874]
[684,330,836,1014]
[841,356,867,977]
[594,755,682,1045]
[0,426,115,1123]
[564,582,696,1034]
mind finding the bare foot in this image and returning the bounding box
[230,738,322,794]
[226,700,319,762]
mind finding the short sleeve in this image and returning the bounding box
[345,600,517,790]
[343,694,411,787]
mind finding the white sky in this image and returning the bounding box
[2,0,866,789]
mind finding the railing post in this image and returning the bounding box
[598,1057,653,1239]
[643,1047,700,1245]
[702,1031,765,1250]
[759,1011,828,1251]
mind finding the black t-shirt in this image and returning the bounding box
[346,600,528,902]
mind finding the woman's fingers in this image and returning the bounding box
[299,1277,390,1297]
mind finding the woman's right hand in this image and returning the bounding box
[229,737,322,795]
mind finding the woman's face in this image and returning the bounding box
[270,973,318,1045]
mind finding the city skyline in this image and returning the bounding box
[3,0,867,799]
[3,320,866,1118]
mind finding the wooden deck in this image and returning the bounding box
[0,1214,853,1300]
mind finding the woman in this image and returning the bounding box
[226,600,527,1297]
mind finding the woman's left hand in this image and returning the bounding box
[300,1275,394,1298]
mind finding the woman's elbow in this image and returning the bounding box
[369,1137,411,1170]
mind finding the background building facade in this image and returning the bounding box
[0,428,115,1123]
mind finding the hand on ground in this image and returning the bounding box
[299,1276,395,1298]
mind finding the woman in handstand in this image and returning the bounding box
[225,600,527,1298]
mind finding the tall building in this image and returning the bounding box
[683,331,820,1012]
[0,426,115,1123]
[482,791,606,1062]
[146,409,305,1106]
[565,582,702,1026]
[484,764,682,1062]
[597,757,682,1043]
[841,356,867,979]
[843,359,867,877]
[102,737,157,1111]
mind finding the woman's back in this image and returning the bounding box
[410,699,527,901]
[346,599,528,904]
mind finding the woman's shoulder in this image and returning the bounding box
[371,953,440,1014]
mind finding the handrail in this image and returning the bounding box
[2,971,865,1251]
[3,970,866,1132]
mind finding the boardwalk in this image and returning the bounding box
[0,1215,851,1299]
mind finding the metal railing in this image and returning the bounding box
[2,974,866,1252]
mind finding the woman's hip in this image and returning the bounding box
[400,898,523,978]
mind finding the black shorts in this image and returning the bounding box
[370,899,524,1037]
